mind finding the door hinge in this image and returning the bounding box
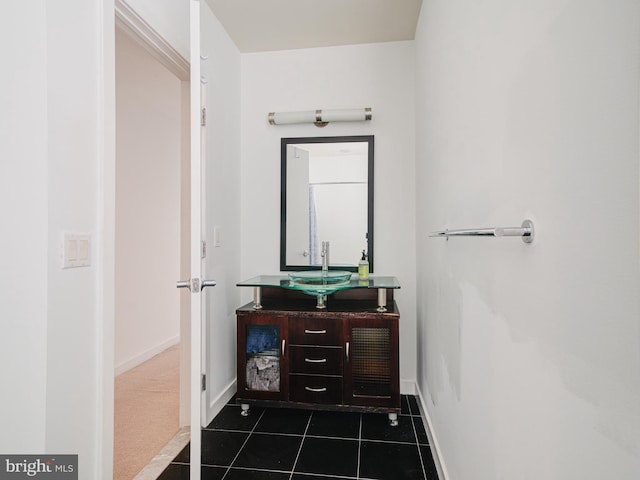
[201,240,207,259]
[201,374,206,391]
[201,107,207,126]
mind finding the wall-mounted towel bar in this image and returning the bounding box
[429,219,534,243]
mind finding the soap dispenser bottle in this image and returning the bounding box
[358,250,369,280]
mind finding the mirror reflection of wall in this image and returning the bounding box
[307,147,367,266]
[282,136,373,272]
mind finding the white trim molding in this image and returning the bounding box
[133,427,190,480]
[415,382,450,480]
[115,0,189,81]
[98,1,117,478]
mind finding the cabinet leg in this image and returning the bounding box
[240,404,250,416]
[388,413,398,427]
[377,288,388,312]
[253,287,262,310]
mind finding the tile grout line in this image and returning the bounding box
[410,407,428,480]
[227,430,305,438]
[356,412,362,480]
[225,465,292,475]
[348,437,422,446]
[208,428,423,445]
[219,407,267,480]
[288,410,313,480]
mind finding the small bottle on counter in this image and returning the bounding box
[358,250,369,280]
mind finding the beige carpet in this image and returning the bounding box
[114,345,180,480]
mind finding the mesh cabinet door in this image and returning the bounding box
[344,317,399,408]
[351,327,391,397]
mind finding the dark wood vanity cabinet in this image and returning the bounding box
[236,289,400,416]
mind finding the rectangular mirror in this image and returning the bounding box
[280,135,374,272]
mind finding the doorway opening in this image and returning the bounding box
[113,9,190,479]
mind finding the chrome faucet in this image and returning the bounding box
[321,241,330,272]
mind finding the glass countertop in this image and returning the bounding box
[237,274,400,290]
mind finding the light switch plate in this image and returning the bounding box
[61,233,91,268]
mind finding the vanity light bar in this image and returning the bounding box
[268,107,372,128]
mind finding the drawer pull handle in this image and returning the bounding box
[305,329,327,334]
[305,386,327,393]
[304,358,327,363]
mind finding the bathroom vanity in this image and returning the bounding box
[236,275,401,424]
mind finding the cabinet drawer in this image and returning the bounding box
[290,375,342,404]
[290,346,342,375]
[289,317,342,346]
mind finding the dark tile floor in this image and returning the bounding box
[158,395,439,480]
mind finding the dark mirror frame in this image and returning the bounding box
[280,135,374,272]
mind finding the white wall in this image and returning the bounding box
[241,42,417,388]
[201,3,243,423]
[115,28,182,373]
[43,0,105,473]
[415,1,640,479]
[0,0,49,452]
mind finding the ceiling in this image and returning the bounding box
[204,0,423,53]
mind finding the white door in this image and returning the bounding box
[175,2,211,479]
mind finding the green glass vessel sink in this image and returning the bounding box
[287,271,353,297]
[289,270,351,295]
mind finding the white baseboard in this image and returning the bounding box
[401,379,416,395]
[114,336,180,376]
[415,382,449,480]
[205,379,237,426]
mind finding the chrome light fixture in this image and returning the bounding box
[268,107,372,128]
